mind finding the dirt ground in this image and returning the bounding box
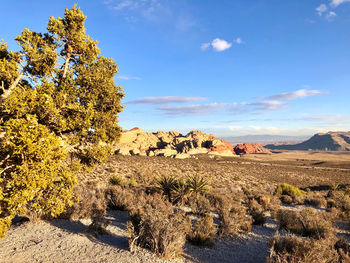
[0,150,349,263]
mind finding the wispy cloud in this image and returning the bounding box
[127,96,207,105]
[127,89,327,116]
[157,103,236,115]
[315,0,349,21]
[326,11,337,21]
[116,75,141,80]
[201,37,243,52]
[330,0,350,8]
[233,37,244,44]
[316,4,328,16]
[266,89,326,100]
[242,100,288,111]
[104,0,197,31]
[200,43,210,51]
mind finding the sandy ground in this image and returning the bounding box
[1,207,349,263]
[0,210,277,263]
[247,150,350,162]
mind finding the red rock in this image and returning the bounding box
[234,143,271,155]
[208,139,235,154]
[123,127,140,133]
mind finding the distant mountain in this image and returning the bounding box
[265,131,350,151]
[221,134,309,145]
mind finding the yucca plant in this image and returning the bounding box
[186,175,210,198]
[172,178,189,205]
[156,175,177,201]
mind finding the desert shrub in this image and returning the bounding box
[303,192,327,208]
[326,191,350,220]
[63,183,106,220]
[0,117,76,237]
[276,208,334,239]
[215,195,252,236]
[188,194,212,215]
[248,199,266,225]
[280,195,294,205]
[109,175,125,186]
[335,238,350,261]
[267,233,340,263]
[276,183,305,198]
[188,214,216,247]
[127,193,189,259]
[128,178,138,187]
[105,185,135,211]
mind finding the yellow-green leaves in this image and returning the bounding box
[0,116,76,237]
[0,4,124,238]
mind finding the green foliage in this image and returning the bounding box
[109,175,124,186]
[0,5,123,237]
[276,183,305,198]
[0,116,76,237]
[186,175,210,196]
[156,175,177,201]
[156,174,210,203]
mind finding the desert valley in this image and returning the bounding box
[1,2,350,263]
[0,128,349,263]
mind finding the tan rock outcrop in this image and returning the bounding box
[115,128,238,158]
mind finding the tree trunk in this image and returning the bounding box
[62,53,71,79]
[0,72,24,101]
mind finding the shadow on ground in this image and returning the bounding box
[50,210,129,251]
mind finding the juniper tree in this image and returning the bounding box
[0,5,124,237]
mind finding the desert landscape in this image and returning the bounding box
[1,128,350,263]
[1,2,350,263]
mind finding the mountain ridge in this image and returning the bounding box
[265,131,350,151]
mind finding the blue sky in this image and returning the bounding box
[2,0,350,136]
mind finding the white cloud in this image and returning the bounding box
[127,96,207,105]
[330,0,350,7]
[211,38,232,52]
[116,75,141,80]
[316,4,328,16]
[326,11,337,21]
[157,103,236,115]
[245,100,288,111]
[200,43,210,51]
[267,89,326,100]
[201,37,244,52]
[233,37,244,44]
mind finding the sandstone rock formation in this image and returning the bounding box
[234,143,271,155]
[114,128,237,158]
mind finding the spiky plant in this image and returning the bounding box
[156,175,177,201]
[172,178,189,205]
[186,175,210,198]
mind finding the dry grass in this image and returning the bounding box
[187,214,216,247]
[126,193,189,259]
[276,208,335,239]
[267,233,349,263]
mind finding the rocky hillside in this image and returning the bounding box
[114,128,270,158]
[114,128,236,158]
[265,131,350,151]
[234,143,271,155]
